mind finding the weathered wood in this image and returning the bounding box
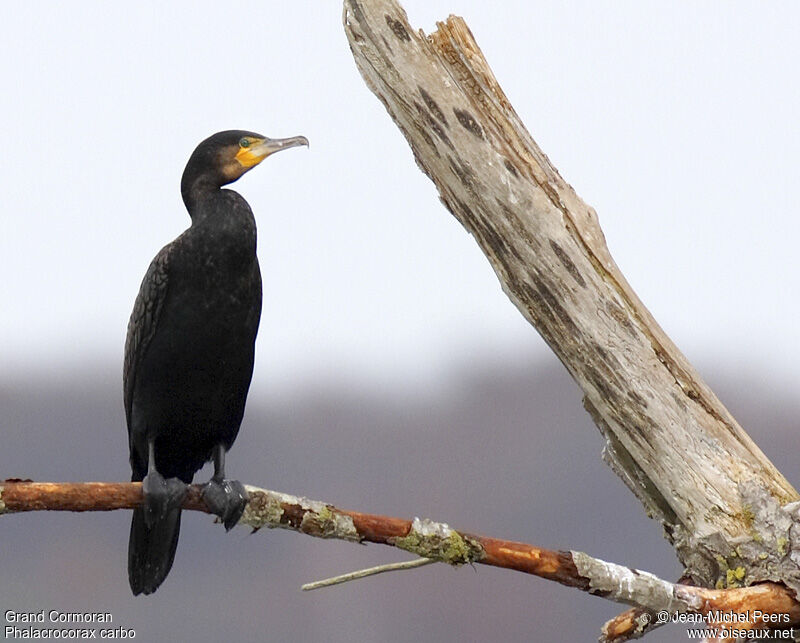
[3,480,799,630]
[342,0,798,590]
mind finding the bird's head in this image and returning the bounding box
[181,129,308,210]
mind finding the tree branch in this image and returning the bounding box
[301,557,436,591]
[601,606,663,643]
[342,0,799,593]
[2,480,798,630]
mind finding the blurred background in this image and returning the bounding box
[1,1,798,641]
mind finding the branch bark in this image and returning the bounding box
[2,480,799,634]
[342,0,799,596]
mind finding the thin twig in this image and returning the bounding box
[302,557,435,591]
[600,607,661,643]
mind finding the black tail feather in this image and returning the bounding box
[128,506,182,595]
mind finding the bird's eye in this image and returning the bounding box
[239,138,250,148]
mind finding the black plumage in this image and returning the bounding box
[124,129,307,595]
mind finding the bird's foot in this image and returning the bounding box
[202,478,249,531]
[141,471,188,529]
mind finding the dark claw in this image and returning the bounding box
[202,478,249,531]
[141,472,188,529]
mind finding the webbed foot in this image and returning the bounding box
[202,478,249,531]
[141,471,188,529]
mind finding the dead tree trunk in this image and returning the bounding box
[343,0,800,606]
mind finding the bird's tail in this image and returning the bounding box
[128,506,182,595]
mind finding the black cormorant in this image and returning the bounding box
[124,129,308,595]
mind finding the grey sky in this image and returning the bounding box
[2,1,798,393]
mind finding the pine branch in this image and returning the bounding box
[2,480,798,631]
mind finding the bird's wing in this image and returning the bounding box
[123,243,173,432]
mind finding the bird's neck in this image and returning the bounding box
[184,189,258,260]
[181,173,221,218]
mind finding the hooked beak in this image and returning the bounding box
[235,135,309,168]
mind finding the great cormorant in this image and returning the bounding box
[124,129,308,595]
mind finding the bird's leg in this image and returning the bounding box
[202,444,249,531]
[141,438,187,529]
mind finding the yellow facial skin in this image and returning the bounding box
[234,137,267,169]
[228,135,308,181]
